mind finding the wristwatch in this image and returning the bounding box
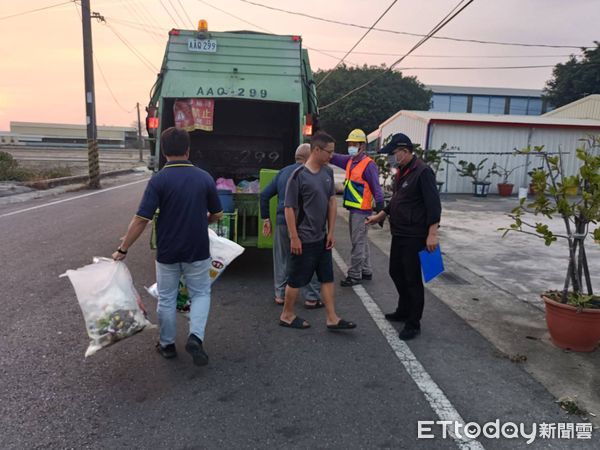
[117,247,128,255]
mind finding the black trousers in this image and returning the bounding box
[389,235,426,328]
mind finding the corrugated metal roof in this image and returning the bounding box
[426,84,543,97]
[542,94,600,120]
[380,110,600,129]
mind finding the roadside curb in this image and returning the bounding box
[22,168,137,190]
[0,168,147,206]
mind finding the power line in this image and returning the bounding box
[317,0,398,87]
[176,0,195,29]
[0,0,74,21]
[194,0,271,33]
[238,0,591,50]
[104,21,159,73]
[320,0,475,111]
[158,0,181,27]
[94,54,136,113]
[167,0,188,28]
[194,0,362,65]
[307,48,575,59]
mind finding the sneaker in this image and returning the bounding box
[384,311,409,322]
[185,334,209,366]
[399,325,421,341]
[361,273,373,281]
[156,342,177,359]
[340,276,361,287]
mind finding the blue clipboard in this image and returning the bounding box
[418,245,444,283]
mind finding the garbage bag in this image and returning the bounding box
[208,228,244,282]
[145,229,244,304]
[61,257,153,357]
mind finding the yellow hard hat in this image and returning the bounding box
[345,128,367,143]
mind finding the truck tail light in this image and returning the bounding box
[146,105,159,136]
[292,35,301,42]
[169,29,180,36]
[302,114,313,136]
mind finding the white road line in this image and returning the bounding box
[332,248,485,450]
[0,178,149,219]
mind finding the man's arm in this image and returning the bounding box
[208,211,224,224]
[329,153,351,170]
[260,175,278,237]
[419,168,442,252]
[326,195,337,250]
[284,207,302,255]
[112,215,150,260]
[364,161,385,211]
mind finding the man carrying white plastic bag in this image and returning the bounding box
[112,127,224,366]
[62,257,153,357]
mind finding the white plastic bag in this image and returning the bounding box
[61,257,153,357]
[208,228,245,282]
[145,230,245,301]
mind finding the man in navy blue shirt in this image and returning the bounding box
[260,144,321,308]
[112,127,223,365]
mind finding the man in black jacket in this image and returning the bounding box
[366,133,441,340]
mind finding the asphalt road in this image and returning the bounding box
[0,178,594,449]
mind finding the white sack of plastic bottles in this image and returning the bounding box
[61,257,153,357]
[208,228,245,282]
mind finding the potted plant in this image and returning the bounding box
[491,161,529,197]
[500,138,600,352]
[415,143,447,192]
[447,158,493,197]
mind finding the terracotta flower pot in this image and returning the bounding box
[497,183,514,197]
[542,295,600,352]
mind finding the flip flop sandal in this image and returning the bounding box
[274,297,285,306]
[304,300,324,310]
[279,316,310,329]
[327,319,357,330]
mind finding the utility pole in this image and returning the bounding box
[81,0,100,189]
[136,102,143,162]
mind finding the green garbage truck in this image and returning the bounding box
[145,23,318,248]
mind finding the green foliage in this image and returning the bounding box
[414,143,447,176]
[373,153,393,193]
[314,64,431,150]
[500,138,600,305]
[447,157,492,184]
[0,151,72,181]
[491,161,530,184]
[544,42,600,108]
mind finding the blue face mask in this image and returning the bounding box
[387,154,398,168]
[348,146,359,156]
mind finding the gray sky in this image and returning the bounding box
[0,0,598,130]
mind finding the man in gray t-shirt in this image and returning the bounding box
[279,131,357,331]
[284,163,335,244]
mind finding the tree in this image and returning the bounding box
[544,42,600,108]
[314,65,431,150]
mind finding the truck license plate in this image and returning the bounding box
[187,39,217,53]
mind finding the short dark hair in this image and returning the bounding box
[310,131,335,151]
[160,127,190,157]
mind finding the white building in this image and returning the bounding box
[370,110,600,194]
[2,122,138,148]
[542,94,600,120]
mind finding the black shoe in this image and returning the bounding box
[156,342,177,359]
[399,325,421,341]
[361,273,373,281]
[340,276,361,287]
[384,311,409,322]
[185,334,209,366]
